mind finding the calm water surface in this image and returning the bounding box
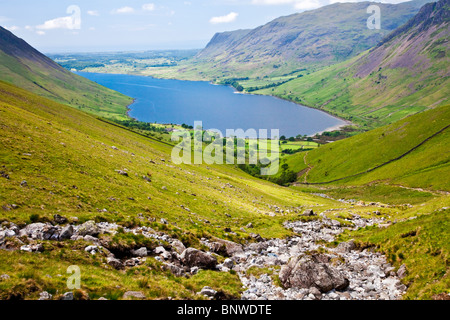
[77,72,346,137]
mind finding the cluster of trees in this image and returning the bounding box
[246,80,291,93]
[114,119,169,134]
[239,162,297,186]
[218,78,249,92]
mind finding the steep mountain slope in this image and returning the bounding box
[0,27,132,120]
[297,104,450,190]
[260,0,449,127]
[187,0,431,79]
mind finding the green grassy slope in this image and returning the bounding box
[0,80,353,299]
[298,105,450,191]
[258,0,449,128]
[0,27,132,120]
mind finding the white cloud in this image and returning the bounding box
[36,30,45,36]
[5,26,20,31]
[87,10,99,16]
[37,16,79,30]
[142,3,156,11]
[210,12,239,24]
[252,0,324,9]
[36,6,81,31]
[112,7,135,14]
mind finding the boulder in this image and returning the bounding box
[123,291,146,300]
[200,286,217,298]
[59,225,74,240]
[131,247,148,257]
[39,291,53,300]
[180,248,217,269]
[61,292,74,301]
[211,239,244,256]
[171,240,186,254]
[279,254,349,293]
[19,223,46,239]
[302,209,316,216]
[107,257,124,270]
[78,221,99,237]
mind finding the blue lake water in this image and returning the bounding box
[77,72,346,137]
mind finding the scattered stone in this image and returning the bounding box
[116,170,128,177]
[397,264,407,279]
[61,292,74,301]
[39,291,53,300]
[53,214,68,224]
[98,297,108,300]
[223,258,234,269]
[20,180,28,187]
[246,223,254,229]
[160,218,168,225]
[0,274,10,281]
[123,291,146,300]
[200,286,217,298]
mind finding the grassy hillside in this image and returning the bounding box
[297,105,450,191]
[258,0,449,128]
[0,27,132,120]
[0,80,359,299]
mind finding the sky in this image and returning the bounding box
[0,0,411,53]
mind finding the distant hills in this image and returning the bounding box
[0,27,132,120]
[259,0,449,127]
[189,0,433,78]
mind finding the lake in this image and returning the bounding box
[77,72,346,138]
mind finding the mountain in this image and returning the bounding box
[0,27,132,120]
[187,0,432,79]
[259,0,449,128]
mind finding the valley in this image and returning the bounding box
[0,0,449,302]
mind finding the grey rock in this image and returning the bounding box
[211,239,244,256]
[397,264,407,279]
[223,258,234,269]
[98,297,108,300]
[39,291,53,300]
[180,248,217,269]
[0,274,10,281]
[59,225,74,240]
[123,291,146,300]
[163,263,185,277]
[131,247,148,257]
[246,223,254,228]
[279,254,349,293]
[302,209,315,216]
[171,240,186,254]
[335,240,356,253]
[53,214,68,224]
[200,286,217,298]
[107,257,124,270]
[61,292,74,301]
[78,221,99,237]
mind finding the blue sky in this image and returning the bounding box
[0,0,410,52]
